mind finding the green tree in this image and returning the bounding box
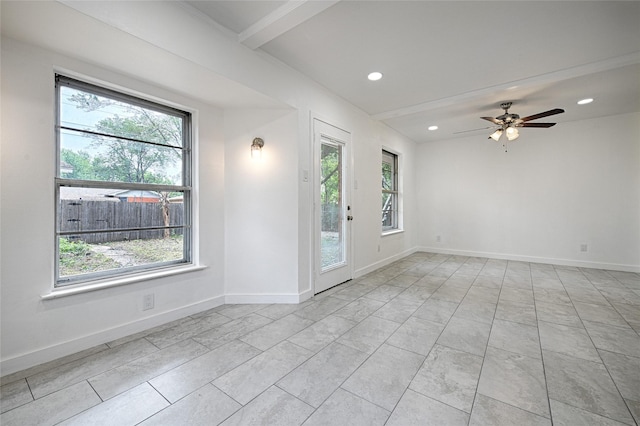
[320,145,340,205]
[68,92,182,184]
[90,141,175,185]
[60,148,96,180]
[67,92,183,237]
[382,162,393,190]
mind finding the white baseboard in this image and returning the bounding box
[225,291,309,304]
[5,247,634,378]
[0,295,225,378]
[418,246,640,273]
[354,247,418,278]
[298,287,314,303]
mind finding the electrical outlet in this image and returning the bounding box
[143,293,155,311]
[580,243,588,253]
[436,235,441,243]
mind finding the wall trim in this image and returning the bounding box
[224,292,307,304]
[354,247,418,278]
[7,246,635,377]
[298,287,314,303]
[418,246,640,273]
[0,295,225,378]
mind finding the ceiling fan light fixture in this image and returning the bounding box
[577,98,593,105]
[489,129,503,141]
[506,126,519,141]
[477,103,563,148]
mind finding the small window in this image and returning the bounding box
[55,75,192,286]
[382,149,399,232]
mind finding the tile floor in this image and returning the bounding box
[1,252,640,425]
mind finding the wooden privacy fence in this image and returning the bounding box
[59,200,184,244]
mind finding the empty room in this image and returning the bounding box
[1,1,639,425]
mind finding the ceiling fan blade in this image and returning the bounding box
[481,116,502,125]
[520,108,564,122]
[520,122,557,128]
[453,126,495,135]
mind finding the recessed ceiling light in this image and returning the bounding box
[577,98,594,105]
[428,125,438,131]
[367,72,383,81]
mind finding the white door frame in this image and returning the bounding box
[312,117,352,294]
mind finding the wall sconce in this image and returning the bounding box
[251,137,264,159]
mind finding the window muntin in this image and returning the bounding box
[55,75,192,286]
[382,149,398,232]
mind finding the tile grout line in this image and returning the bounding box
[214,271,402,422]
[336,253,453,424]
[383,255,487,424]
[583,269,639,426]
[532,263,554,425]
[554,265,637,425]
[3,253,638,425]
[466,261,508,424]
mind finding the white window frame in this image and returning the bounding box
[382,149,400,233]
[54,74,192,287]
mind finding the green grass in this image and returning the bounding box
[106,235,183,263]
[59,236,184,278]
[59,238,120,276]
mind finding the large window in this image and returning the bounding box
[55,75,192,286]
[382,149,399,232]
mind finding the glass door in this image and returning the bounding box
[314,119,351,294]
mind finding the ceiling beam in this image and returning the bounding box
[239,0,339,50]
[373,52,640,121]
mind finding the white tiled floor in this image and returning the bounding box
[2,252,640,425]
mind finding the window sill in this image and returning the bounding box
[382,229,404,237]
[42,264,207,300]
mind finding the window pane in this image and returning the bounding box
[382,192,393,210]
[58,232,185,280]
[60,86,183,148]
[382,161,393,191]
[320,141,345,269]
[60,128,183,184]
[382,150,398,231]
[56,75,191,286]
[58,187,184,235]
[382,193,395,228]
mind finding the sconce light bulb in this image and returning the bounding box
[251,146,261,159]
[251,137,264,159]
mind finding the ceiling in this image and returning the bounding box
[185,0,640,143]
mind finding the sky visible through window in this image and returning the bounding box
[59,87,182,185]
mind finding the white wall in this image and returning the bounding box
[221,99,419,300]
[352,121,419,275]
[19,0,419,284]
[223,109,302,302]
[0,1,419,374]
[2,0,635,378]
[417,112,640,271]
[0,39,227,373]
